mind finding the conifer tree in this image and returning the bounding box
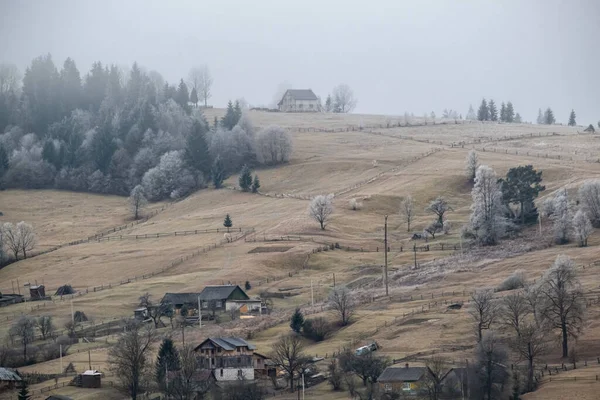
[17,382,31,400]
[238,164,252,192]
[234,100,242,123]
[175,79,189,110]
[514,113,522,123]
[213,116,218,130]
[224,214,233,229]
[0,144,9,177]
[190,87,198,108]
[211,155,225,189]
[184,120,211,177]
[568,109,576,126]
[325,95,332,112]
[251,174,261,193]
[500,102,506,122]
[290,308,305,333]
[544,107,555,125]
[156,338,180,392]
[505,101,515,123]
[536,108,544,124]
[466,104,476,120]
[477,99,489,121]
[489,99,498,121]
[221,101,237,130]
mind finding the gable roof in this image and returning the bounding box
[378,366,428,382]
[199,285,248,301]
[583,125,595,132]
[278,89,318,105]
[0,367,21,382]
[195,337,256,351]
[161,292,201,305]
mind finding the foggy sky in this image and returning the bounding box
[1,0,598,124]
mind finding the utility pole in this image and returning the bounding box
[413,244,417,269]
[88,350,92,370]
[333,273,336,289]
[384,215,389,296]
[71,300,74,324]
[198,296,202,328]
[16,278,21,295]
[538,213,542,236]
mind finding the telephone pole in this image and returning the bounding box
[384,215,389,296]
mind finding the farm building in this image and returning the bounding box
[194,337,257,382]
[0,367,21,390]
[0,293,24,307]
[29,284,46,300]
[378,364,428,396]
[278,89,319,112]
[198,285,250,312]
[161,292,202,312]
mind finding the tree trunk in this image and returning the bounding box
[562,322,569,358]
[527,356,534,392]
[320,220,324,230]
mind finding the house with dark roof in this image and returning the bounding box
[198,285,250,313]
[161,292,202,311]
[0,367,22,390]
[378,364,428,396]
[278,89,319,112]
[194,337,257,382]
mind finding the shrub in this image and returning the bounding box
[443,221,452,234]
[496,270,526,292]
[302,317,334,342]
[349,198,363,211]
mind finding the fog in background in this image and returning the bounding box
[1,0,598,124]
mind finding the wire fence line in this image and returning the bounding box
[475,145,600,164]
[96,227,248,242]
[292,119,469,134]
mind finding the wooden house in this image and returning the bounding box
[0,367,21,390]
[194,337,256,382]
[278,89,319,112]
[198,285,250,312]
[378,364,428,396]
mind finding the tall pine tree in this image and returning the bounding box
[544,107,555,125]
[211,155,226,189]
[290,308,305,333]
[221,101,237,130]
[184,120,211,177]
[17,382,31,400]
[238,164,252,192]
[477,99,489,121]
[224,214,233,228]
[505,102,515,123]
[175,79,189,110]
[190,87,198,108]
[488,99,498,121]
[536,108,544,124]
[500,102,506,122]
[155,338,180,391]
[0,143,10,177]
[568,109,576,126]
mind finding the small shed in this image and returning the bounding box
[0,367,22,390]
[80,370,101,388]
[29,284,46,300]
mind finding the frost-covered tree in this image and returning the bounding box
[500,102,506,122]
[468,165,507,245]
[142,151,196,201]
[572,209,592,247]
[465,150,479,182]
[514,113,522,123]
[466,104,476,120]
[426,196,452,225]
[251,174,260,193]
[578,180,600,227]
[255,125,293,165]
[129,185,147,220]
[536,109,544,124]
[505,101,515,123]
[238,164,252,192]
[488,100,498,121]
[568,109,576,126]
[477,99,489,121]
[332,84,357,113]
[184,119,211,178]
[544,108,555,125]
[309,194,334,230]
[551,189,571,244]
[400,195,414,232]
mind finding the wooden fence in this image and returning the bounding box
[96,227,248,242]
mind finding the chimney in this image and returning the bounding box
[405,363,409,369]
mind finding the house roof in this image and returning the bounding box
[254,352,270,359]
[195,337,256,351]
[45,395,74,400]
[161,292,201,305]
[278,89,318,105]
[0,367,21,382]
[583,125,595,132]
[198,285,248,301]
[378,366,428,382]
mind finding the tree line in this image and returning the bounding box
[0,56,292,200]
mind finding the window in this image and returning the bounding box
[384,383,392,393]
[299,103,304,109]
[309,104,314,109]
[217,348,221,353]
[403,382,411,391]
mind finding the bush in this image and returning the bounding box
[496,270,526,292]
[349,198,363,211]
[302,317,334,342]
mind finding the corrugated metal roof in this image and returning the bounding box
[196,337,256,351]
[378,366,427,382]
[0,367,21,381]
[198,285,248,301]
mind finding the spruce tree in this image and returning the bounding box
[514,113,522,123]
[505,102,515,123]
[155,338,180,392]
[477,99,489,121]
[536,108,544,124]
[224,214,233,229]
[0,144,9,177]
[568,109,576,126]
[175,79,189,110]
[17,382,31,400]
[500,102,506,122]
[290,308,305,333]
[489,99,498,121]
[234,100,242,124]
[238,164,252,192]
[213,116,219,130]
[544,107,555,125]
[466,104,476,120]
[221,100,237,130]
[211,155,225,189]
[190,87,198,108]
[184,120,211,176]
[251,174,260,193]
[42,141,57,167]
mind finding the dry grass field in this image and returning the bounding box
[1,110,600,399]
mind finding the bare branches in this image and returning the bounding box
[425,196,452,225]
[328,287,355,326]
[270,334,306,392]
[400,195,414,232]
[309,194,334,230]
[129,185,147,220]
[469,289,498,342]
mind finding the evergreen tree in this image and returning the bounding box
[544,107,555,125]
[213,116,219,131]
[536,108,544,124]
[221,100,237,130]
[59,57,82,117]
[84,61,109,111]
[211,155,225,189]
[466,104,476,120]
[500,102,506,122]
[568,109,576,126]
[155,338,181,391]
[234,100,242,123]
[190,87,198,108]
[184,120,211,177]
[17,382,31,400]
[175,79,189,110]
[42,140,58,168]
[238,164,252,191]
[514,113,522,123]
[251,174,260,193]
[91,126,117,173]
[290,308,305,333]
[0,144,9,177]
[488,99,498,121]
[245,280,252,290]
[22,53,61,135]
[325,95,332,112]
[505,102,515,123]
[224,214,233,229]
[477,99,489,121]
[499,165,545,224]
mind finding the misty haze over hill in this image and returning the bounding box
[0,0,598,123]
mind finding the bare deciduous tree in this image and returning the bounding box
[255,125,293,165]
[511,322,549,393]
[329,287,355,326]
[469,289,498,342]
[188,65,213,107]
[332,84,357,113]
[425,196,452,225]
[572,209,592,247]
[338,349,390,387]
[577,180,600,227]
[500,291,530,337]
[36,316,55,341]
[108,321,158,400]
[309,194,334,230]
[270,334,306,392]
[129,185,147,220]
[327,359,343,391]
[17,221,36,259]
[400,195,414,232]
[465,150,479,182]
[2,222,21,260]
[539,255,585,358]
[475,331,508,400]
[170,344,211,400]
[10,316,35,363]
[422,356,448,400]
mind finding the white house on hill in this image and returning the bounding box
[278,89,319,112]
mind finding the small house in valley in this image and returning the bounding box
[278,89,319,112]
[198,285,252,313]
[0,367,21,390]
[378,364,428,396]
[194,337,256,382]
[161,292,202,312]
